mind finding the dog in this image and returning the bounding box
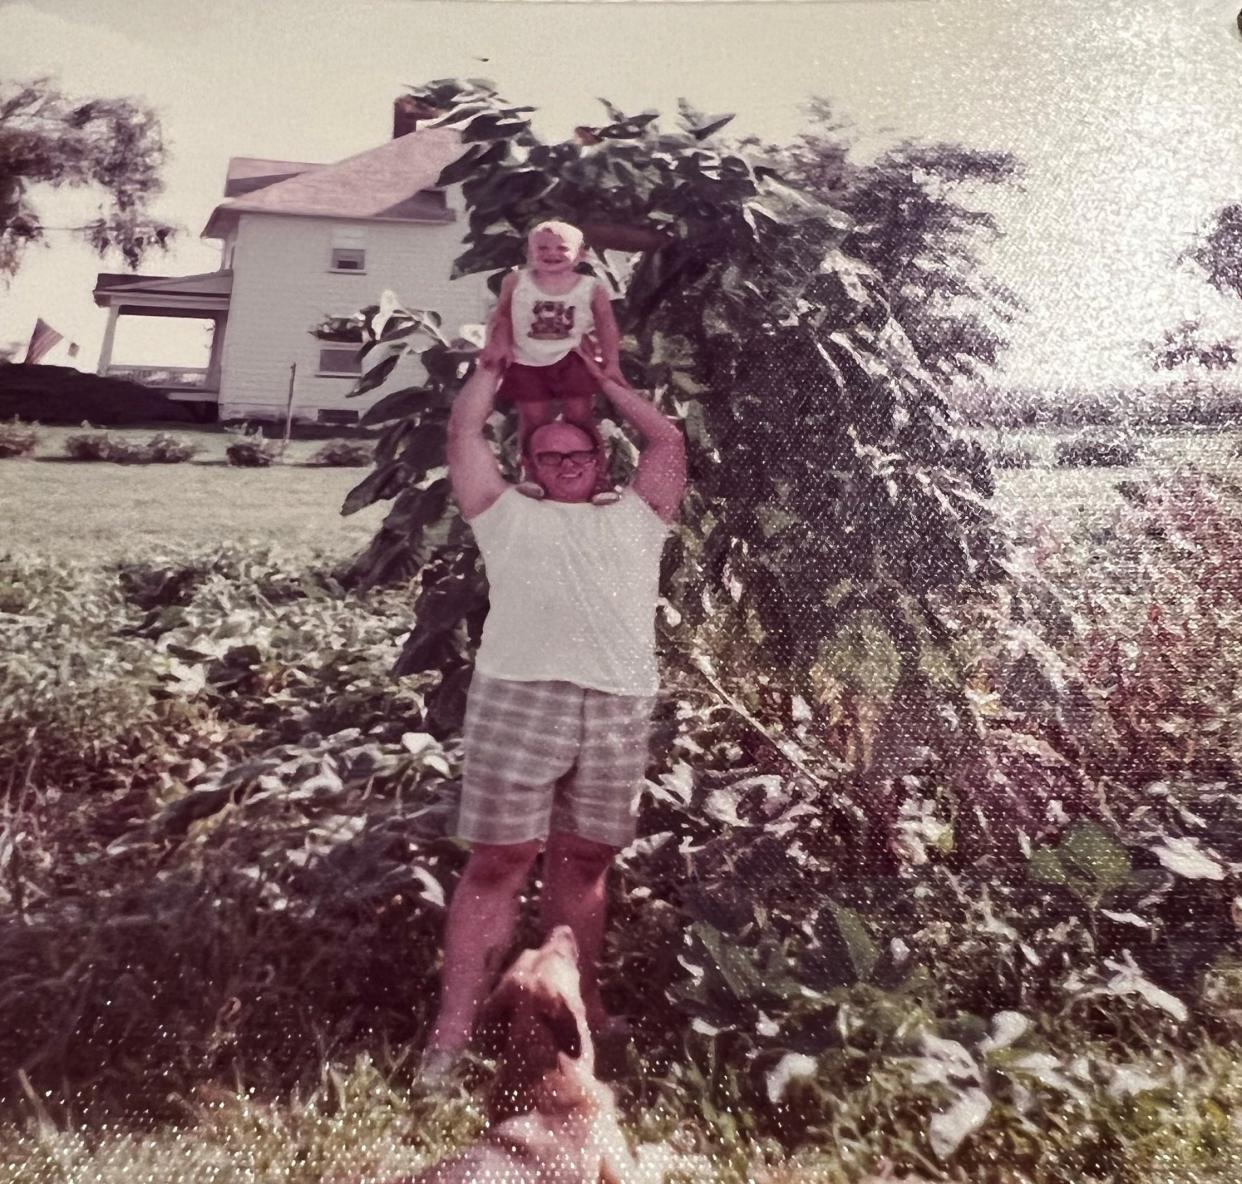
[404,926,658,1184]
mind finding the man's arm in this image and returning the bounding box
[578,350,685,523]
[447,363,509,520]
[478,271,517,369]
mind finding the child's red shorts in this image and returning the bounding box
[497,352,599,405]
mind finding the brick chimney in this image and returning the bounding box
[393,95,442,139]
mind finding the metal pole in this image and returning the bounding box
[283,362,297,450]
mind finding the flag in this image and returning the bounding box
[23,318,63,364]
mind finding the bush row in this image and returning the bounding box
[0,420,374,467]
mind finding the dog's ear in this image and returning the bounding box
[545,996,583,1060]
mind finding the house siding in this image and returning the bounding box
[218,201,489,421]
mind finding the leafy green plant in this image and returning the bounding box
[308,438,374,467]
[1055,434,1142,468]
[145,431,199,463]
[990,442,1034,469]
[225,426,283,467]
[61,428,199,463]
[0,416,37,458]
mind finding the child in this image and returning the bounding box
[479,220,622,501]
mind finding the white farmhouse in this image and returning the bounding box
[92,104,487,425]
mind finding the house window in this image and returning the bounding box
[330,247,366,272]
[318,347,361,376]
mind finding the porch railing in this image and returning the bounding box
[106,364,214,391]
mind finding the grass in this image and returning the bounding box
[0,424,386,561]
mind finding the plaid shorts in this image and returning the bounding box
[457,672,657,849]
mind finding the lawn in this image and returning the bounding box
[4,423,1236,565]
[0,425,387,561]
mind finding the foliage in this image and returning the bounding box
[1054,435,1142,468]
[1186,203,1242,304]
[225,426,283,467]
[1146,319,1237,374]
[0,416,36,457]
[0,76,175,278]
[989,442,1034,469]
[62,427,199,463]
[773,98,1024,386]
[953,382,1242,430]
[308,438,375,467]
[329,82,1012,797]
[2,475,1241,1174]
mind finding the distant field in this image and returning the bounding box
[2,422,1238,564]
[0,424,387,562]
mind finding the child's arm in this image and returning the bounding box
[479,270,518,368]
[589,280,622,380]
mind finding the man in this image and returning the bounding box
[422,349,685,1076]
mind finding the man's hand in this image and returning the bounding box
[575,348,685,523]
[578,345,624,387]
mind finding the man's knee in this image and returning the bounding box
[460,840,542,892]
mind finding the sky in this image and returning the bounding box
[2,0,1241,389]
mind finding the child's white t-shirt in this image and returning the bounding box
[510,270,599,367]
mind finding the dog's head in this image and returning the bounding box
[481,926,596,1121]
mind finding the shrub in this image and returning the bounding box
[63,426,126,461]
[0,416,37,458]
[990,442,1034,469]
[62,428,199,464]
[225,426,283,467]
[309,439,374,467]
[144,432,199,463]
[1054,435,1142,468]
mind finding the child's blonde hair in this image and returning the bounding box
[527,220,585,254]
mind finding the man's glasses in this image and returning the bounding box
[533,449,597,469]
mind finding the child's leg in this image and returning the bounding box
[516,400,555,491]
[557,397,618,502]
[560,395,594,430]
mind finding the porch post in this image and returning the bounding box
[206,313,228,391]
[96,304,120,375]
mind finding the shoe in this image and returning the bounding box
[515,481,546,499]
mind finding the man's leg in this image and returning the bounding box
[540,830,617,1033]
[428,838,542,1053]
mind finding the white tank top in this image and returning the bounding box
[469,487,670,695]
[509,270,599,366]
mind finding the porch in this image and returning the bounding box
[92,270,233,402]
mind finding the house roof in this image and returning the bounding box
[92,270,233,307]
[224,156,324,198]
[202,126,465,240]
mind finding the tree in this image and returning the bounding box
[1188,203,1242,303]
[773,99,1024,385]
[331,79,1007,697]
[0,77,175,279]
[318,82,1073,860]
[1145,318,1236,373]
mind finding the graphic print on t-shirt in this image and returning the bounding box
[530,300,575,340]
